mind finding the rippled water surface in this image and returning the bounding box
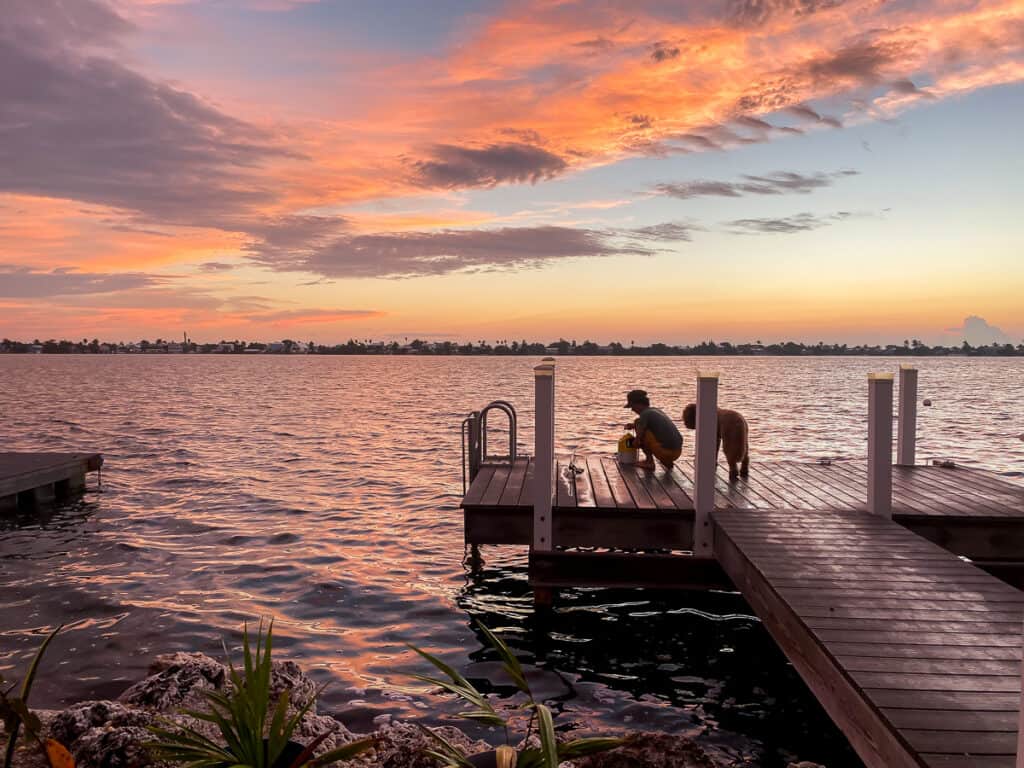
[2,356,1022,767]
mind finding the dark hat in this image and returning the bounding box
[624,389,649,408]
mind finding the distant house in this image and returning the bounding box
[214,343,235,353]
[30,344,43,354]
[266,342,286,353]
[167,342,184,353]
[544,346,561,355]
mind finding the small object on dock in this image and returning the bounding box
[817,458,832,466]
[931,458,956,468]
[922,398,932,406]
[617,431,637,465]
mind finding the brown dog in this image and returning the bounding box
[682,404,750,481]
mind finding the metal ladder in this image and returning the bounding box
[461,400,517,494]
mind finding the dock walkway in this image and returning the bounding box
[715,506,1024,768]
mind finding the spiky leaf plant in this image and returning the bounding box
[410,621,623,768]
[149,621,374,768]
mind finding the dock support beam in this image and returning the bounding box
[533,362,555,552]
[693,371,719,558]
[896,365,918,466]
[868,373,894,518]
[532,361,556,607]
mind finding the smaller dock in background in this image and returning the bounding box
[0,452,103,511]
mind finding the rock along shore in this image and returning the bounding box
[3,652,824,768]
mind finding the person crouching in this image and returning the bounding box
[681,403,750,481]
[624,389,683,471]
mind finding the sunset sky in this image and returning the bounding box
[1,0,1022,345]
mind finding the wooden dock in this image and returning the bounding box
[463,456,1024,563]
[0,452,102,511]
[462,457,1024,767]
[715,507,1023,768]
[460,363,1024,767]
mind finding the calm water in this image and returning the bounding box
[1,356,1022,767]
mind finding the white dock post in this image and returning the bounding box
[533,361,555,552]
[867,373,894,517]
[897,365,918,466]
[693,371,719,558]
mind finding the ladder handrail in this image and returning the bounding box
[461,401,518,495]
[480,400,517,463]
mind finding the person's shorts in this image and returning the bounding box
[642,432,682,465]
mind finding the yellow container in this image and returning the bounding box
[617,432,637,464]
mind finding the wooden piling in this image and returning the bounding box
[897,365,918,467]
[533,362,555,552]
[693,371,719,557]
[867,373,894,517]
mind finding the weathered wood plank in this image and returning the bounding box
[480,465,512,507]
[884,709,1019,731]
[498,458,529,507]
[831,643,1021,661]
[573,458,596,508]
[633,466,677,509]
[654,466,693,510]
[600,457,637,509]
[462,466,496,507]
[585,457,616,509]
[616,463,658,510]
[713,505,1023,768]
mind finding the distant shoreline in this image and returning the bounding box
[2,344,1022,357]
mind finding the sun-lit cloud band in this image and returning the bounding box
[1,0,1022,341]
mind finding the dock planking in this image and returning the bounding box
[460,451,1024,768]
[462,456,1024,561]
[713,506,1024,768]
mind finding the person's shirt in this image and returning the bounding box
[637,407,683,451]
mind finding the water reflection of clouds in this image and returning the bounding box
[1,356,1018,767]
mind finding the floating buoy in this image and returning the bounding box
[922,399,932,406]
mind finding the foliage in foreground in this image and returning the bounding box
[149,621,374,768]
[1,625,75,768]
[410,622,623,768]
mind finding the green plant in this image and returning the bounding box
[410,622,622,768]
[149,621,374,768]
[1,625,67,768]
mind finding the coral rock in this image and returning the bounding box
[72,726,155,768]
[119,652,227,711]
[572,732,719,768]
[49,702,153,748]
[373,720,490,768]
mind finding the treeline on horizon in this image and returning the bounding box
[3,336,1023,356]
